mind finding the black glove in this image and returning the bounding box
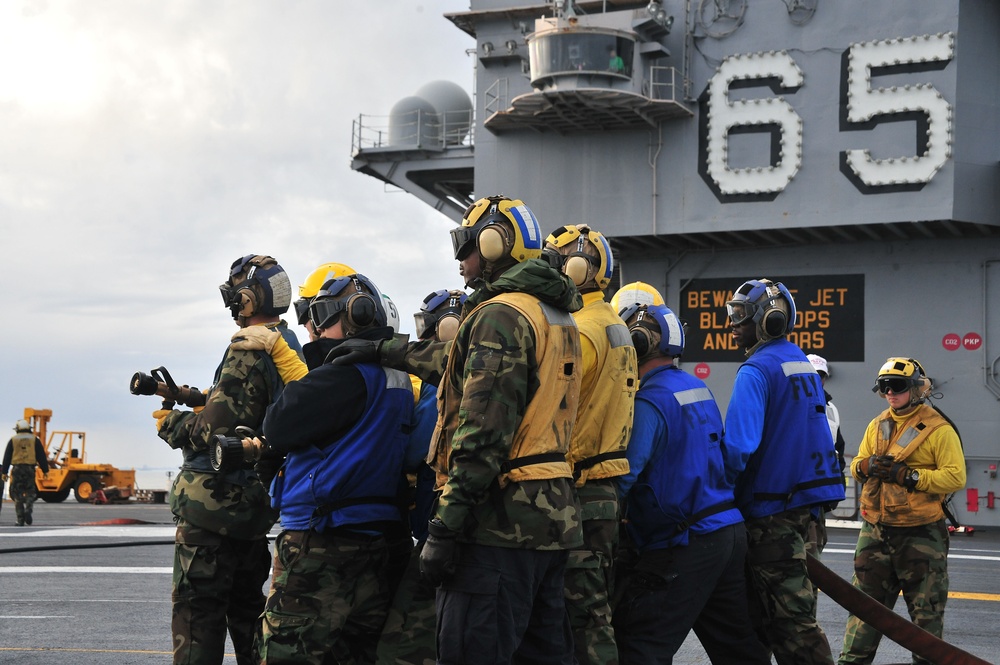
[883,460,919,489]
[254,448,285,489]
[856,455,884,481]
[419,518,458,586]
[324,338,382,366]
[868,455,898,481]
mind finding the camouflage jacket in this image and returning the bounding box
[158,330,290,539]
[382,259,585,550]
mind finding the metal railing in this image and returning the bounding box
[646,65,682,103]
[352,109,475,154]
[483,78,509,118]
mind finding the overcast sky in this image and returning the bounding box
[1,1,473,479]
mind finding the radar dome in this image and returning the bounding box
[389,95,439,147]
[415,80,473,145]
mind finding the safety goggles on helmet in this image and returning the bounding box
[307,274,384,332]
[450,224,482,261]
[726,301,754,326]
[293,298,312,326]
[218,255,255,309]
[874,377,919,395]
[871,357,926,395]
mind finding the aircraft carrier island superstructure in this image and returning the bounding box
[351,0,1000,528]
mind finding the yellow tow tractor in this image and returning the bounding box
[24,407,137,503]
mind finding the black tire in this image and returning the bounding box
[39,488,71,503]
[74,476,102,503]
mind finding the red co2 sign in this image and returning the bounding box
[694,363,711,379]
[942,333,960,351]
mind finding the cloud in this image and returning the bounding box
[0,0,472,477]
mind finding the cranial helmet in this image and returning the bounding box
[611,281,665,316]
[415,289,468,341]
[726,278,796,341]
[451,195,543,280]
[308,273,387,337]
[620,303,685,361]
[381,293,401,333]
[872,357,932,408]
[543,224,614,291]
[294,262,357,325]
[220,255,293,325]
[14,419,31,432]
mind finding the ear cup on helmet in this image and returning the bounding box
[436,314,460,342]
[631,327,650,358]
[478,225,508,262]
[237,287,258,318]
[344,293,377,334]
[630,325,660,362]
[563,255,590,287]
[762,308,787,338]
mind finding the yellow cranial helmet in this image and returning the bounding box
[611,281,665,316]
[294,262,357,325]
[451,196,543,275]
[544,224,614,290]
[873,357,932,403]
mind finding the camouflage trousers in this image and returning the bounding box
[172,522,271,665]
[564,480,619,665]
[745,507,835,665]
[376,541,437,665]
[838,519,950,665]
[805,512,829,560]
[10,465,38,526]
[256,528,390,664]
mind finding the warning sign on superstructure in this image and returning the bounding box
[680,274,865,363]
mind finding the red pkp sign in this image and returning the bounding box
[963,333,982,351]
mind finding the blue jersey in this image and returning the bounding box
[726,339,845,519]
[274,363,414,531]
[619,364,742,550]
[409,381,439,541]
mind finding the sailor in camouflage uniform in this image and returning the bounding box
[723,279,845,665]
[543,224,637,665]
[331,195,585,664]
[2,418,49,526]
[155,254,306,665]
[839,358,966,665]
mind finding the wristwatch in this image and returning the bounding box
[905,469,919,489]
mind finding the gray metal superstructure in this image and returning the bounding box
[352,0,1000,527]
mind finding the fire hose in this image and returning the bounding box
[806,553,990,665]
